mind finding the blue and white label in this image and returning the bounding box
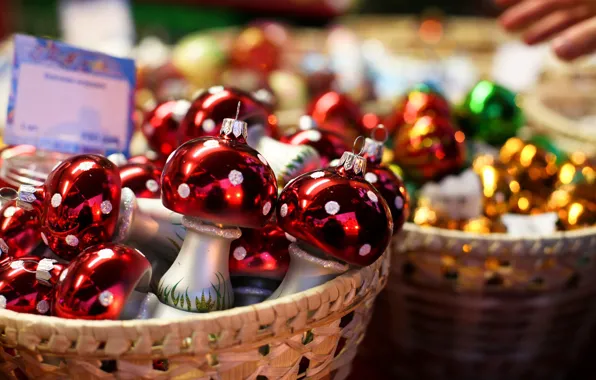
[6,34,136,156]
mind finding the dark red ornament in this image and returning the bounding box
[142,100,190,160]
[229,221,290,281]
[362,134,409,234]
[163,118,278,228]
[18,155,122,261]
[53,243,151,320]
[120,163,162,199]
[384,88,451,136]
[393,115,466,183]
[0,200,42,258]
[276,151,392,267]
[128,154,164,170]
[306,91,363,143]
[229,21,288,74]
[0,256,65,315]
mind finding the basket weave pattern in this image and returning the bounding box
[0,251,389,379]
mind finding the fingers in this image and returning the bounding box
[500,0,583,31]
[523,5,593,44]
[494,0,522,6]
[553,17,596,60]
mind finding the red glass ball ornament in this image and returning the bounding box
[53,243,151,320]
[0,256,65,315]
[229,221,290,281]
[19,154,122,261]
[229,21,288,74]
[393,115,466,183]
[120,163,162,199]
[162,118,278,228]
[128,154,165,170]
[306,91,363,143]
[281,117,349,167]
[384,89,451,136]
[362,137,410,234]
[142,100,190,160]
[0,200,42,258]
[178,86,277,144]
[276,152,392,267]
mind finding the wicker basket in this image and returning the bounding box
[365,223,596,380]
[0,250,389,379]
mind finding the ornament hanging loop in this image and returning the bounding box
[235,101,241,120]
[352,136,365,156]
[0,187,18,203]
[371,125,389,143]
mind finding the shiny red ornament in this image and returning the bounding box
[229,21,288,74]
[229,221,290,281]
[362,136,410,234]
[128,154,165,170]
[0,200,42,258]
[281,116,349,167]
[306,91,363,143]
[393,115,466,183]
[0,256,65,315]
[276,152,393,267]
[384,89,451,136]
[162,118,278,228]
[120,163,162,199]
[18,154,122,261]
[142,100,190,160]
[54,243,151,320]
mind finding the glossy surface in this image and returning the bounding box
[54,243,151,320]
[162,126,278,228]
[306,91,363,143]
[142,100,189,160]
[120,163,162,199]
[384,88,451,136]
[128,154,165,170]
[0,200,41,258]
[393,115,466,183]
[178,87,277,144]
[229,221,290,280]
[276,163,392,267]
[229,21,288,74]
[41,155,122,260]
[0,256,65,315]
[282,128,349,167]
[473,157,517,219]
[457,80,524,145]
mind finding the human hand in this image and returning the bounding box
[496,0,596,61]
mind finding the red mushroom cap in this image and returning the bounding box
[0,256,65,315]
[276,151,392,267]
[53,243,151,320]
[142,100,190,159]
[120,163,162,199]
[306,91,363,143]
[229,221,290,280]
[162,118,278,228]
[178,86,277,145]
[40,154,122,261]
[0,200,42,258]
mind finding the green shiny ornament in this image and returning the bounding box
[457,80,525,146]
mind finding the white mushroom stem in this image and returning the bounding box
[156,216,241,312]
[268,243,349,299]
[136,293,199,319]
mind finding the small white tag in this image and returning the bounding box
[501,213,558,236]
[420,169,483,220]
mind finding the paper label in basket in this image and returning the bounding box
[501,212,558,236]
[5,34,136,156]
[419,169,483,220]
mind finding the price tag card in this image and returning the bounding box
[501,213,558,237]
[5,34,135,156]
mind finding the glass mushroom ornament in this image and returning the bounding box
[271,138,394,298]
[158,105,278,312]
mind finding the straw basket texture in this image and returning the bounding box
[0,251,389,380]
[369,223,596,380]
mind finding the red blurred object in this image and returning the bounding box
[137,62,190,102]
[142,100,190,160]
[53,243,151,320]
[162,118,278,229]
[0,200,42,258]
[120,163,162,199]
[18,155,122,261]
[0,256,65,315]
[128,154,164,169]
[230,21,288,74]
[178,86,277,144]
[393,116,466,183]
[229,221,290,280]
[362,137,409,234]
[384,90,451,136]
[306,91,363,143]
[276,152,392,267]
